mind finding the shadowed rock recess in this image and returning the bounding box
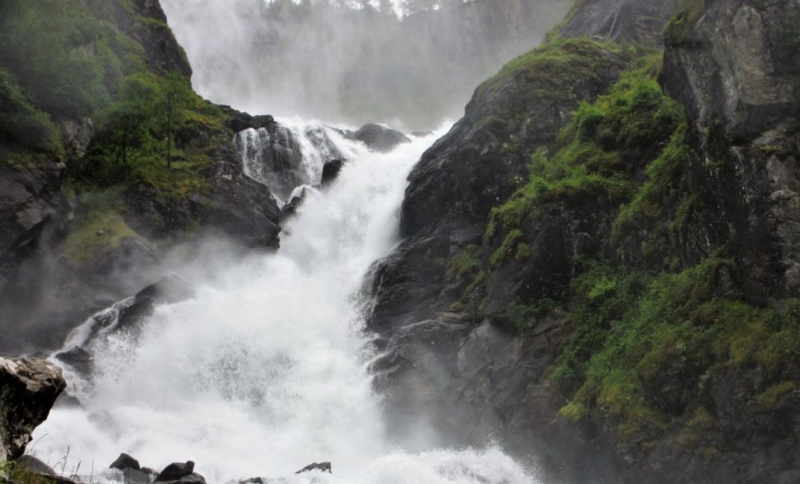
[369,0,800,482]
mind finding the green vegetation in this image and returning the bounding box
[487,54,682,242]
[554,257,800,445]
[507,298,559,334]
[474,38,800,451]
[0,0,228,204]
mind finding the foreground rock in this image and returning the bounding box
[110,453,141,471]
[0,358,66,462]
[155,461,205,483]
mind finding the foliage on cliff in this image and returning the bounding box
[0,0,226,197]
[471,42,800,454]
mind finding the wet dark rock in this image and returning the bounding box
[0,357,66,461]
[346,124,409,153]
[0,164,69,263]
[233,123,305,201]
[559,0,675,45]
[54,346,93,376]
[321,159,346,187]
[123,150,282,251]
[110,453,141,471]
[115,275,195,333]
[661,0,800,140]
[155,461,195,482]
[53,391,82,409]
[295,462,332,474]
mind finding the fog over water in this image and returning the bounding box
[160,0,568,130]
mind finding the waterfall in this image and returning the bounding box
[31,122,540,484]
[233,120,344,203]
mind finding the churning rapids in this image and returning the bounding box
[30,122,541,484]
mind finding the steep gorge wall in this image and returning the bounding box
[369,0,800,482]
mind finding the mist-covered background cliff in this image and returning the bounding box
[160,0,570,130]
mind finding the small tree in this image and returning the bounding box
[101,73,159,166]
[157,72,194,168]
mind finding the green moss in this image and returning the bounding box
[558,400,587,422]
[487,54,678,243]
[462,270,487,301]
[61,190,145,267]
[508,298,559,334]
[554,256,800,442]
[489,229,524,267]
[756,381,797,409]
[1,461,58,484]
[448,244,482,279]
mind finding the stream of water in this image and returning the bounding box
[31,124,540,484]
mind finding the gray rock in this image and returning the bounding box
[110,452,141,471]
[559,0,675,45]
[346,124,409,153]
[295,462,331,474]
[0,358,66,461]
[155,461,195,482]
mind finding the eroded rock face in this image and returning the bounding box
[559,0,675,45]
[0,358,66,462]
[661,0,800,139]
[659,0,800,299]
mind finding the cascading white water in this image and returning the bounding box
[31,123,540,484]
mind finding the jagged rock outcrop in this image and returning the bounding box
[559,0,675,45]
[0,358,66,462]
[370,39,630,332]
[657,0,800,299]
[110,0,193,78]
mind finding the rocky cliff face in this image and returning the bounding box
[370,0,800,482]
[559,0,675,45]
[0,0,283,354]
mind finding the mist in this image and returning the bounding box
[160,0,570,131]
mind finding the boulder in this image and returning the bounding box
[280,185,316,220]
[110,453,141,471]
[295,462,331,474]
[116,275,195,331]
[155,461,195,482]
[347,124,409,153]
[0,358,66,461]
